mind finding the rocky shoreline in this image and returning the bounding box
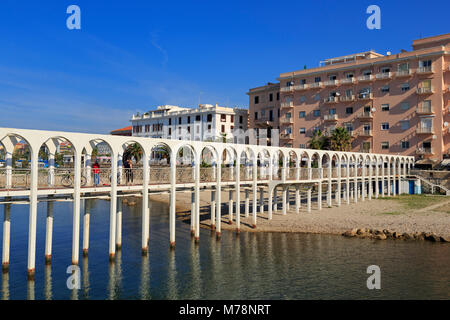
[342,228,449,242]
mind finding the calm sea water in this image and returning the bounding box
[0,199,449,300]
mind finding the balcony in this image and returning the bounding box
[324,80,339,87]
[309,82,323,89]
[358,129,373,137]
[357,111,373,120]
[280,133,294,140]
[417,66,434,74]
[279,117,294,125]
[396,69,412,77]
[293,84,308,91]
[280,101,293,109]
[323,114,338,122]
[416,105,434,115]
[357,93,373,100]
[280,86,294,93]
[416,126,434,134]
[357,74,374,82]
[416,148,434,155]
[324,96,338,104]
[340,77,355,85]
[254,118,275,128]
[416,86,434,95]
[375,72,393,80]
[340,95,355,102]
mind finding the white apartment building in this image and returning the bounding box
[131,104,249,143]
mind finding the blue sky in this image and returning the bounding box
[0,0,448,133]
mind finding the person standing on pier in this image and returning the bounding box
[127,159,134,184]
[93,161,100,186]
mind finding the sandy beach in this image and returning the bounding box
[147,189,450,239]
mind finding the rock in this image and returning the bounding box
[357,228,366,236]
[413,232,425,240]
[342,230,356,237]
[376,233,387,240]
[351,228,358,235]
[374,229,383,235]
[425,233,441,242]
[393,232,403,239]
[402,233,412,240]
[439,236,450,243]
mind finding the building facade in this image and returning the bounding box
[248,33,450,161]
[131,104,248,143]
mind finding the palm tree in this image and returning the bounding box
[308,130,329,150]
[329,127,352,151]
[124,143,143,162]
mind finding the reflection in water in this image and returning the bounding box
[1,272,9,300]
[166,250,178,299]
[82,256,90,299]
[0,200,449,300]
[27,279,35,300]
[44,264,52,300]
[139,254,150,300]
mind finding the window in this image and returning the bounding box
[400,120,410,130]
[381,67,390,73]
[401,141,410,149]
[329,108,336,115]
[398,62,409,71]
[300,144,306,148]
[269,93,273,101]
[187,126,191,133]
[168,128,172,135]
[381,122,389,130]
[401,83,410,92]
[401,102,410,110]
[231,115,234,123]
[381,142,389,150]
[346,107,353,114]
[299,128,306,134]
[168,118,172,125]
[239,115,243,124]
[221,125,225,133]
[420,60,432,67]
[195,115,201,121]
[314,94,320,101]
[178,117,182,125]
[207,114,212,122]
[300,79,306,84]
[314,77,321,83]
[221,114,226,122]
[381,104,390,111]
[286,112,292,119]
[313,110,321,117]
[299,95,306,103]
[254,96,259,104]
[344,122,353,132]
[276,92,280,100]
[269,110,273,121]
[329,75,337,80]
[345,89,353,97]
[299,111,306,118]
[363,70,372,76]
[207,124,211,131]
[381,85,389,93]
[345,72,354,78]
[254,112,258,120]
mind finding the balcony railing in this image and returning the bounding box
[324,96,338,104]
[279,117,293,124]
[416,148,434,155]
[324,80,339,87]
[416,87,434,94]
[416,105,434,115]
[280,133,293,140]
[293,84,308,91]
[340,77,355,85]
[375,72,393,80]
[280,101,293,109]
[280,86,294,93]
[357,111,373,119]
[357,75,374,82]
[416,126,434,134]
[323,114,338,121]
[309,82,323,89]
[417,66,434,74]
[396,69,412,77]
[357,93,373,100]
[340,95,355,102]
[358,130,372,137]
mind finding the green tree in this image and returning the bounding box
[329,127,352,151]
[124,143,143,162]
[308,130,329,150]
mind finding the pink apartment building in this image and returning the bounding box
[248,33,450,163]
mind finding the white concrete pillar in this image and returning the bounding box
[210,190,216,230]
[375,162,379,199]
[286,187,290,211]
[85,154,91,186]
[361,163,366,202]
[268,187,273,219]
[190,192,195,235]
[228,190,234,225]
[2,202,11,271]
[109,153,118,261]
[194,159,200,242]
[346,164,350,205]
[273,187,277,212]
[295,186,300,213]
[368,163,372,200]
[5,150,12,189]
[215,162,222,238]
[327,165,332,207]
[244,188,249,218]
[116,199,122,250]
[252,160,257,228]
[387,162,391,196]
[235,157,241,233]
[169,156,176,248]
[27,150,39,279]
[44,200,54,264]
[307,187,312,213]
[282,186,287,215]
[48,154,55,186]
[337,161,341,206]
[317,182,322,210]
[83,199,90,256]
[259,187,264,214]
